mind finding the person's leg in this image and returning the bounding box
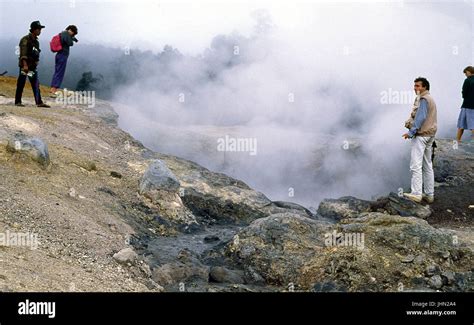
[51,52,68,90]
[409,136,425,196]
[457,108,467,142]
[15,68,27,105]
[422,136,435,198]
[468,109,474,140]
[456,128,464,142]
[28,70,43,105]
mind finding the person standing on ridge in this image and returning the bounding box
[50,25,79,97]
[456,66,474,142]
[15,21,50,108]
[402,77,438,204]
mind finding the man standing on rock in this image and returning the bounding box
[402,77,437,203]
[15,21,50,108]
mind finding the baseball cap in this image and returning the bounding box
[30,21,45,30]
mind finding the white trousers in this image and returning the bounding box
[410,136,435,196]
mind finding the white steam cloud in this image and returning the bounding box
[111,1,472,207]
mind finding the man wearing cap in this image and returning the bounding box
[15,21,50,108]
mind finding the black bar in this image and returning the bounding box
[0,292,472,322]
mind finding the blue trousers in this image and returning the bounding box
[51,52,69,88]
[15,68,43,105]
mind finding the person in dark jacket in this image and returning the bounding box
[456,66,474,142]
[15,21,50,108]
[50,25,78,96]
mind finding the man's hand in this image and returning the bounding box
[22,64,29,74]
[402,133,411,139]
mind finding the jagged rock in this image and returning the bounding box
[226,213,328,285]
[425,264,440,277]
[317,196,374,221]
[152,156,317,227]
[401,254,415,263]
[414,253,426,265]
[453,272,473,291]
[113,248,138,265]
[6,136,50,167]
[271,201,315,218]
[180,186,270,225]
[139,263,152,278]
[227,212,473,291]
[209,266,245,284]
[429,275,443,289]
[139,159,180,194]
[433,139,474,183]
[145,279,165,292]
[170,160,272,225]
[317,192,433,221]
[151,249,209,286]
[383,192,432,219]
[139,159,198,230]
[259,201,316,220]
[441,271,455,285]
[242,266,266,285]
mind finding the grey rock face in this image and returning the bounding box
[139,159,180,194]
[317,196,374,221]
[151,249,209,286]
[226,212,473,291]
[209,266,245,284]
[7,136,50,167]
[113,248,138,265]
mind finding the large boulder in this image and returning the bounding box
[226,212,473,291]
[139,159,180,194]
[209,266,245,284]
[6,136,50,168]
[139,160,198,231]
[226,213,328,285]
[317,192,432,220]
[432,139,474,183]
[113,247,138,265]
[317,196,374,221]
[159,155,314,226]
[151,249,209,286]
[382,192,432,219]
[160,156,272,225]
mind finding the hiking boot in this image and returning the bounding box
[403,192,422,203]
[422,194,434,203]
[15,103,25,107]
[37,103,50,108]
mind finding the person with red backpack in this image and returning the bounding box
[50,25,78,97]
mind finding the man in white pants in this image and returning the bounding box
[402,77,438,203]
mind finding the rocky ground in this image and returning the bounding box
[0,75,472,292]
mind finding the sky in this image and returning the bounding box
[0,0,471,55]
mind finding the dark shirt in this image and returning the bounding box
[18,33,41,70]
[461,75,474,109]
[59,31,77,56]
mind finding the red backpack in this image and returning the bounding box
[50,33,62,52]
